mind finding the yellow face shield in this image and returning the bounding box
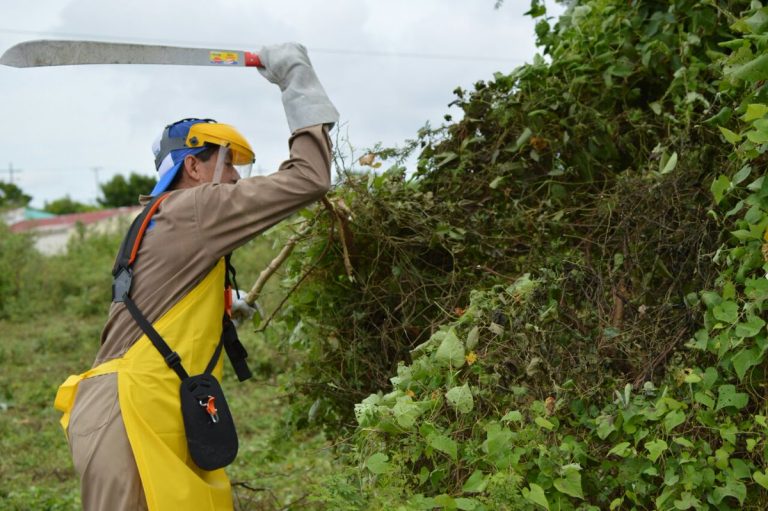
[186,123,255,180]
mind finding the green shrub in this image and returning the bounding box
[273,0,768,508]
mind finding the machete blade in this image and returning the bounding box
[0,40,259,68]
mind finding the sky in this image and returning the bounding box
[0,0,564,208]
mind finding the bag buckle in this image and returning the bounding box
[199,395,219,423]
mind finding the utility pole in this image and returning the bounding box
[3,162,22,184]
[92,166,102,202]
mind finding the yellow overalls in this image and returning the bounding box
[54,259,233,510]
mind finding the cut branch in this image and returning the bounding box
[245,220,314,307]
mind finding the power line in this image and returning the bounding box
[0,27,524,64]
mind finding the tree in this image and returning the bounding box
[98,172,157,208]
[0,182,32,209]
[43,195,97,215]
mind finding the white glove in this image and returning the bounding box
[257,42,340,132]
[230,289,263,328]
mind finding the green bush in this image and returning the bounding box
[273,0,768,508]
[0,224,40,319]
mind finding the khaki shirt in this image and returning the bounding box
[94,124,332,365]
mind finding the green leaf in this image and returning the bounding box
[673,492,701,509]
[436,152,458,168]
[608,442,632,457]
[661,151,678,174]
[514,128,533,150]
[712,479,747,505]
[733,165,753,185]
[716,385,749,411]
[524,483,550,510]
[695,391,715,408]
[596,415,616,439]
[705,106,734,126]
[745,205,764,224]
[719,423,738,445]
[366,452,391,474]
[466,326,480,350]
[673,437,695,448]
[713,301,739,324]
[462,470,488,493]
[554,465,584,499]
[455,498,479,511]
[745,7,768,34]
[718,127,742,144]
[428,433,458,461]
[393,397,423,428]
[734,315,765,338]
[731,458,751,480]
[719,39,746,49]
[435,328,465,367]
[446,384,474,414]
[645,439,668,462]
[535,416,555,430]
[711,174,732,204]
[433,494,456,508]
[746,128,768,144]
[684,370,702,384]
[743,103,768,122]
[725,200,745,217]
[702,366,719,389]
[753,470,768,490]
[700,292,722,308]
[730,229,760,241]
[501,410,523,423]
[729,53,768,82]
[489,176,504,189]
[664,409,686,433]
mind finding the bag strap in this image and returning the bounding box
[123,294,190,380]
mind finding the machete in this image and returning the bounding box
[0,40,262,68]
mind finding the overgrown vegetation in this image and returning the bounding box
[270,0,768,508]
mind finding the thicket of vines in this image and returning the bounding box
[264,1,768,508]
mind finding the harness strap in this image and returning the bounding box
[222,316,252,382]
[223,254,252,382]
[112,193,170,277]
[111,193,251,383]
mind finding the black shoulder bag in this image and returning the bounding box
[111,193,252,471]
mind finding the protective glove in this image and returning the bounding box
[257,42,340,132]
[230,289,263,328]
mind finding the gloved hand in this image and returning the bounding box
[230,289,263,328]
[257,42,340,132]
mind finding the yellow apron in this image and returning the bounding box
[55,259,233,510]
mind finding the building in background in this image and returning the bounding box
[7,207,141,255]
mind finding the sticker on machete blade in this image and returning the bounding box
[209,51,239,65]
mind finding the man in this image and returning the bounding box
[54,42,338,510]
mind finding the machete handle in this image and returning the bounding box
[244,52,263,68]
